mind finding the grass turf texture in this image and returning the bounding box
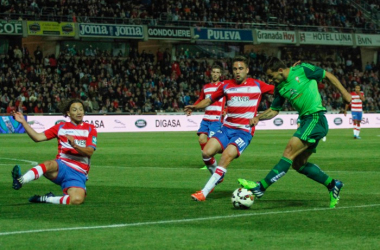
[0,129,379,249]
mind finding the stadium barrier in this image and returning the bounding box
[24,114,380,133]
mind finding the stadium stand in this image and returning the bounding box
[0,0,379,114]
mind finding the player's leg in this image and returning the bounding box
[355,112,362,139]
[31,187,86,205]
[202,137,223,174]
[197,120,209,150]
[192,128,227,201]
[293,151,343,208]
[29,160,87,205]
[12,160,58,190]
[198,144,239,198]
[198,133,209,169]
[197,120,211,169]
[239,112,326,197]
[198,133,208,150]
[193,129,252,201]
[352,112,358,138]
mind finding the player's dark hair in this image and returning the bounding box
[263,57,287,72]
[59,99,84,117]
[232,56,248,67]
[211,64,222,71]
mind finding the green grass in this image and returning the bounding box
[1,129,380,249]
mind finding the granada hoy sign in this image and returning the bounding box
[256,30,296,44]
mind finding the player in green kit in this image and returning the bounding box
[238,57,352,208]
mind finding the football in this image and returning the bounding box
[231,188,254,209]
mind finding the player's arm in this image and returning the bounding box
[184,98,212,115]
[250,108,279,127]
[324,72,351,103]
[13,112,47,142]
[358,92,365,102]
[185,84,223,115]
[193,87,205,105]
[344,103,350,116]
[66,134,95,157]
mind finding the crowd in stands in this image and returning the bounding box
[1,42,379,115]
[0,0,378,31]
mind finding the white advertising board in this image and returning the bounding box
[27,114,380,133]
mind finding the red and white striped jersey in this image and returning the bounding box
[350,91,364,112]
[194,82,225,122]
[44,121,97,175]
[210,78,274,135]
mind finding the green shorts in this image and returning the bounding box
[293,112,328,153]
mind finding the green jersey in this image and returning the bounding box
[271,63,326,117]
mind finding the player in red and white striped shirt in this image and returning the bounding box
[185,56,274,201]
[194,65,225,169]
[344,85,365,139]
[11,99,97,205]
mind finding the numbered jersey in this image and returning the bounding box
[210,78,274,135]
[44,121,97,175]
[194,82,225,122]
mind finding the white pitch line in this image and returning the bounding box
[0,163,379,174]
[91,165,380,174]
[0,158,38,166]
[0,203,379,236]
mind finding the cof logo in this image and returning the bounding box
[334,117,343,125]
[273,118,283,126]
[135,119,147,128]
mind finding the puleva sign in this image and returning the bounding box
[194,28,253,42]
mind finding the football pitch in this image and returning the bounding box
[1,129,379,249]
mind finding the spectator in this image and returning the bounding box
[34,46,43,64]
[6,100,15,113]
[13,46,22,59]
[34,103,43,113]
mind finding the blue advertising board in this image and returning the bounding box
[0,116,26,134]
[193,28,253,42]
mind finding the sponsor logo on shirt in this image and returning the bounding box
[75,139,86,147]
[92,136,97,145]
[231,96,249,102]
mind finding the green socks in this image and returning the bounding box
[260,157,293,189]
[297,162,332,188]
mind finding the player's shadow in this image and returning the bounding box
[209,190,324,209]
